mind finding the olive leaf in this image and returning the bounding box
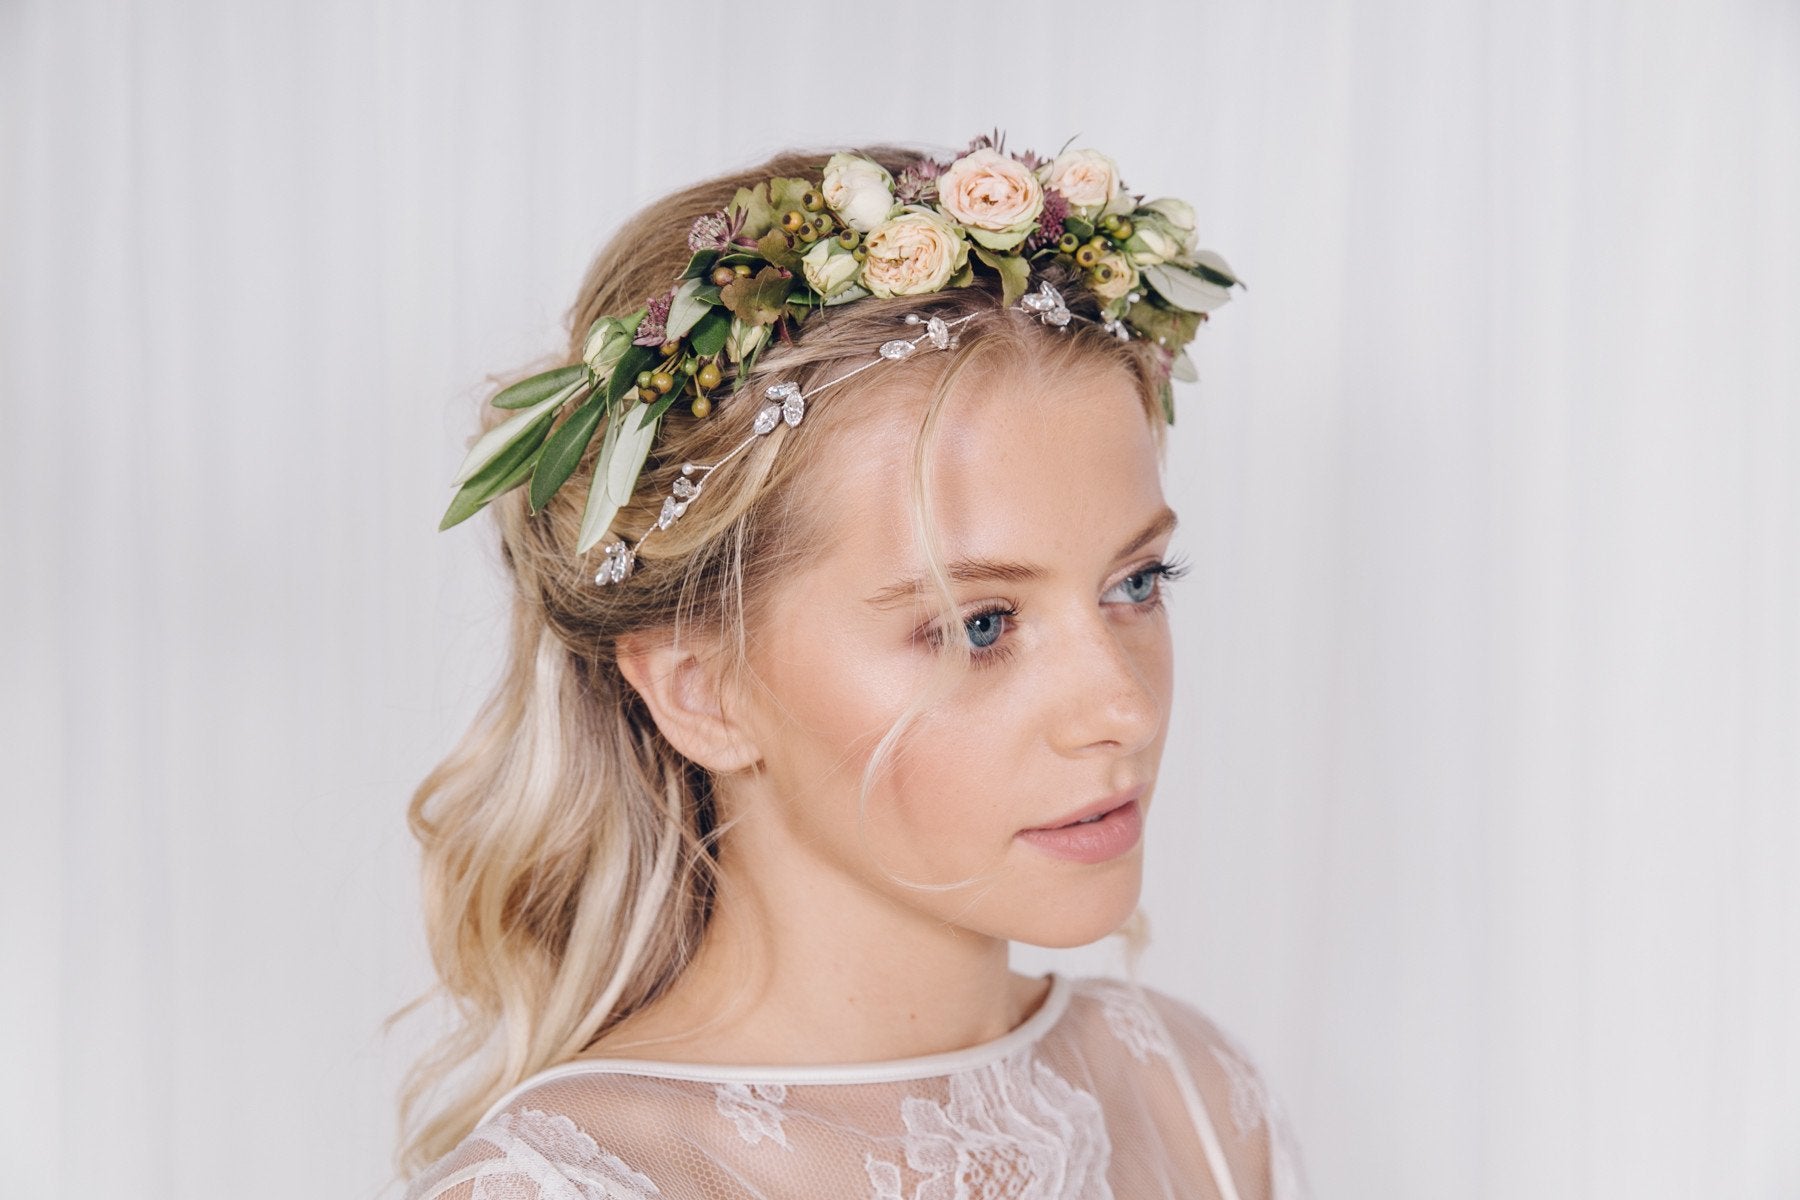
[1140,262,1235,314]
[664,276,712,342]
[1169,347,1198,383]
[450,377,585,486]
[605,342,660,407]
[680,249,718,280]
[491,363,588,410]
[527,387,608,513]
[1158,377,1176,425]
[576,396,662,554]
[438,403,560,530]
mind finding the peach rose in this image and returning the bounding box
[860,207,969,297]
[934,148,1044,251]
[1043,148,1121,215]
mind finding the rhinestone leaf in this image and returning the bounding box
[782,390,805,426]
[656,495,679,529]
[672,476,699,498]
[765,381,801,401]
[753,405,780,435]
[925,315,950,349]
[879,338,917,360]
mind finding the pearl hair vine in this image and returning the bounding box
[436,129,1244,589]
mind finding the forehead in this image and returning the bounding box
[800,356,1165,584]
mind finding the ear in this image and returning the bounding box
[614,628,762,774]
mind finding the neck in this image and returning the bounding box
[584,833,1052,1067]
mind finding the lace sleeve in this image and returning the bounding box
[403,1105,665,1200]
[1131,984,1315,1200]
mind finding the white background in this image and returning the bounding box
[2,1,1796,1197]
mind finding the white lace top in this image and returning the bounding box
[402,972,1313,1200]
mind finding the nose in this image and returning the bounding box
[1047,605,1165,756]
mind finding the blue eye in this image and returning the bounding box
[962,606,1016,651]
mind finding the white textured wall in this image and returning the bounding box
[2,1,1795,1197]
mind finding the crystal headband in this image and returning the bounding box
[436,130,1244,589]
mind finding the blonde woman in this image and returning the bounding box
[391,136,1309,1200]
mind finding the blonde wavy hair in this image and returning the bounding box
[385,142,1173,1185]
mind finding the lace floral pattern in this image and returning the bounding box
[1091,981,1175,1065]
[714,1080,792,1148]
[862,1051,1111,1200]
[406,1107,662,1200]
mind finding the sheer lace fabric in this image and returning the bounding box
[403,973,1312,1200]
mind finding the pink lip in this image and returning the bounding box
[1023,784,1146,833]
[1014,783,1149,865]
[1015,799,1143,863]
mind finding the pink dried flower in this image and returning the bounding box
[1022,187,1069,253]
[892,155,945,205]
[687,207,745,252]
[632,286,675,346]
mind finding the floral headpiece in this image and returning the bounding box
[439,130,1243,586]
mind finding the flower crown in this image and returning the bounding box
[439,130,1243,585]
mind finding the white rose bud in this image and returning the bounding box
[1123,218,1184,267]
[801,237,862,300]
[860,207,969,298]
[1044,148,1121,216]
[822,152,898,234]
[582,316,633,375]
[934,147,1045,251]
[1141,196,1199,254]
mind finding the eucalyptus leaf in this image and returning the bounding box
[1190,248,1243,290]
[439,405,559,530]
[491,364,588,410]
[1141,262,1234,314]
[450,378,584,486]
[664,277,711,342]
[528,389,608,513]
[576,399,662,554]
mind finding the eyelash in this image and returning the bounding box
[923,554,1193,669]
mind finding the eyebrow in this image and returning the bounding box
[864,505,1181,610]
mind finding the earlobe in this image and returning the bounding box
[613,631,761,773]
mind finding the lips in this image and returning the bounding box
[1025,783,1146,832]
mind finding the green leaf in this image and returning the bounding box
[664,276,712,342]
[1141,262,1235,314]
[605,342,660,407]
[1063,216,1095,241]
[438,404,559,530]
[681,249,718,280]
[491,364,588,410]
[719,265,792,326]
[527,386,608,512]
[688,308,731,357]
[576,399,662,554]
[1158,377,1176,425]
[637,389,682,428]
[971,245,1030,307]
[450,378,583,486]
[1168,348,1198,383]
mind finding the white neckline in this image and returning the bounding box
[477,971,1075,1124]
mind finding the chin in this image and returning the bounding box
[1005,853,1146,949]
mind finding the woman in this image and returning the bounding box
[393,134,1309,1199]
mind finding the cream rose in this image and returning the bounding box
[1089,250,1139,302]
[934,148,1045,251]
[860,207,969,297]
[821,153,896,234]
[1043,148,1121,215]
